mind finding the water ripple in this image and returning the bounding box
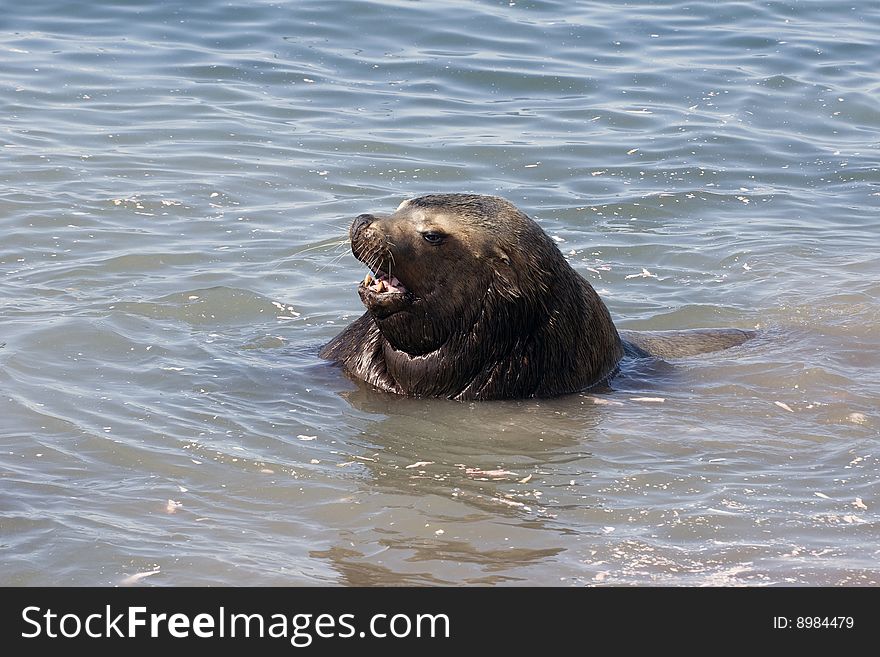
[1,0,878,586]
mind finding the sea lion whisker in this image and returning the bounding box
[273,239,351,270]
[368,251,384,277]
[289,239,350,258]
[316,251,351,272]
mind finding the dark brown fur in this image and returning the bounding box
[320,194,753,400]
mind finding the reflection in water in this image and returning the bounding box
[310,386,605,584]
[312,541,564,586]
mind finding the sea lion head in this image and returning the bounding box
[349,193,561,357]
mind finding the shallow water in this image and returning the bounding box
[1,0,878,586]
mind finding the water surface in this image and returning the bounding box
[1,0,878,585]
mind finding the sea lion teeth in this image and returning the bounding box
[363,273,373,286]
[375,279,386,293]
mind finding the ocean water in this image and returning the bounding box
[1,0,877,586]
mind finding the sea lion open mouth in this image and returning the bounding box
[349,211,417,320]
[360,269,408,296]
[357,268,413,319]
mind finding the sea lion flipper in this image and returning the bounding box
[619,328,755,359]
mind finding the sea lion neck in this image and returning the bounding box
[378,286,531,399]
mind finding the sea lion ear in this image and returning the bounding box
[491,247,521,300]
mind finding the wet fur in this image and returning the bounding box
[321,194,753,400]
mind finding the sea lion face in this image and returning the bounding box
[349,196,515,355]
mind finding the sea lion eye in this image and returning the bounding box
[422,231,446,245]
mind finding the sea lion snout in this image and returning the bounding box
[349,212,388,270]
[350,213,376,240]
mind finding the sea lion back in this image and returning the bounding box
[619,328,755,359]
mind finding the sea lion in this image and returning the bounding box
[320,194,753,400]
